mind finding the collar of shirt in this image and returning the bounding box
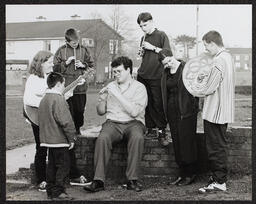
[115,79,134,94]
[45,89,63,95]
[215,47,226,58]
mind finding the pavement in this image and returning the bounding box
[6,143,36,175]
[6,126,101,175]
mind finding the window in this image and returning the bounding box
[109,39,118,54]
[235,62,240,68]
[244,55,249,61]
[7,41,15,54]
[59,40,66,46]
[235,55,240,61]
[82,38,94,47]
[44,40,51,51]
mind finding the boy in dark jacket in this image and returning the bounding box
[39,72,76,200]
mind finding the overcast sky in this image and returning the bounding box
[6,4,252,47]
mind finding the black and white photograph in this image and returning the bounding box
[5,3,252,201]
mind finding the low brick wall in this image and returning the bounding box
[74,126,251,181]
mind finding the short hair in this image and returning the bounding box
[111,56,133,74]
[137,12,153,24]
[158,48,173,62]
[202,30,224,47]
[47,72,64,89]
[65,28,79,42]
[29,50,53,78]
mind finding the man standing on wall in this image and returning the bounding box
[137,12,171,146]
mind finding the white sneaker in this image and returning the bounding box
[70,175,88,186]
[199,182,227,193]
[38,181,47,192]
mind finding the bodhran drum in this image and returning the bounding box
[182,52,214,97]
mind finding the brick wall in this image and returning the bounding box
[74,126,251,181]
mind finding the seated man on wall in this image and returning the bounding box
[83,56,148,192]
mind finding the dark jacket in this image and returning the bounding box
[53,43,94,94]
[39,91,76,147]
[161,61,199,120]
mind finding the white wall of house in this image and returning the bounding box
[7,40,44,63]
[6,39,64,64]
[6,39,64,86]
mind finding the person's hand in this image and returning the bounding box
[98,86,108,102]
[69,142,75,150]
[142,41,156,51]
[77,78,86,85]
[106,83,121,98]
[66,56,75,65]
[99,92,108,101]
[75,60,86,68]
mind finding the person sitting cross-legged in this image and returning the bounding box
[83,56,148,192]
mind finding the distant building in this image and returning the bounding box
[226,48,252,71]
[6,18,124,84]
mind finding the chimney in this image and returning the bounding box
[36,16,47,21]
[71,14,81,20]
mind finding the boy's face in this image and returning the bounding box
[67,39,79,48]
[139,20,153,34]
[203,40,218,56]
[60,79,66,92]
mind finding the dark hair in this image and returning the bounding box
[137,12,153,24]
[65,28,79,42]
[47,72,64,89]
[111,56,133,74]
[158,48,173,62]
[29,50,53,78]
[202,30,224,47]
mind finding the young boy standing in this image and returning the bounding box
[54,28,93,184]
[39,72,76,200]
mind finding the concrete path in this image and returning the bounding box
[6,143,35,175]
[6,126,102,175]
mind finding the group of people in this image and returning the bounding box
[23,12,235,200]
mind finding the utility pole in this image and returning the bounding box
[196,5,199,56]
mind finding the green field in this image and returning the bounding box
[6,88,251,150]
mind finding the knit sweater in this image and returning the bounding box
[39,89,76,147]
[138,29,171,79]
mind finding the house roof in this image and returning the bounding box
[227,47,252,54]
[6,19,124,40]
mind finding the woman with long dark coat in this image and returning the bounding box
[159,49,199,186]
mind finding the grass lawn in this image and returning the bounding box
[6,88,251,150]
[6,90,106,150]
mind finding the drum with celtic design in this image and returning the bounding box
[182,52,214,97]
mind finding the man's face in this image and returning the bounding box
[139,20,153,34]
[203,40,217,56]
[113,64,130,84]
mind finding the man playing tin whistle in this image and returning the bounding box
[83,56,148,192]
